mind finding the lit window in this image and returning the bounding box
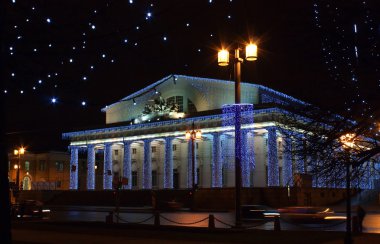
[24,161,30,171]
[55,161,64,172]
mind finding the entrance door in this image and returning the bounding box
[173,169,179,189]
[22,176,32,190]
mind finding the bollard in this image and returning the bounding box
[106,211,113,224]
[352,216,359,233]
[154,211,160,226]
[274,216,281,231]
[208,214,215,229]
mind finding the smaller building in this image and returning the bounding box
[8,151,70,190]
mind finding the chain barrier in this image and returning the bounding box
[279,217,346,229]
[243,220,273,229]
[114,213,154,224]
[213,216,234,228]
[159,214,209,225]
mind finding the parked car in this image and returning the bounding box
[241,205,280,221]
[11,200,50,219]
[278,206,345,224]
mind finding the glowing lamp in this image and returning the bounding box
[20,147,25,155]
[185,131,191,140]
[14,164,18,169]
[195,130,202,139]
[245,43,257,61]
[218,49,229,66]
[14,149,19,155]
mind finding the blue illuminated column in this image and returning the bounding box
[87,144,96,190]
[187,139,197,188]
[295,136,305,173]
[123,141,132,189]
[247,131,256,185]
[282,136,293,186]
[241,130,250,187]
[164,137,174,189]
[103,143,113,190]
[267,127,279,186]
[69,146,78,190]
[143,139,152,189]
[211,133,222,187]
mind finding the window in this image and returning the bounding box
[56,161,64,172]
[24,161,30,171]
[151,146,156,153]
[132,148,137,154]
[132,171,138,187]
[172,144,177,151]
[56,181,62,188]
[196,142,199,149]
[39,160,46,171]
[173,169,179,189]
[152,170,157,187]
[114,150,119,156]
[166,96,184,112]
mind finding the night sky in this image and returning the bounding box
[2,0,380,152]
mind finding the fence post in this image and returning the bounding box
[274,216,281,231]
[208,214,215,229]
[106,211,113,224]
[352,216,359,233]
[154,211,160,226]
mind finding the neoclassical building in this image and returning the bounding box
[63,75,372,191]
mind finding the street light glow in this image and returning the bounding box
[218,49,229,66]
[245,43,258,61]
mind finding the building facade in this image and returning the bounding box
[8,151,70,190]
[63,75,373,191]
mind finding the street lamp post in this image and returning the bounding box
[185,122,202,198]
[340,133,356,244]
[218,42,257,227]
[14,147,25,194]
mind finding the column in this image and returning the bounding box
[69,146,79,190]
[282,137,293,186]
[143,139,152,189]
[123,141,132,189]
[164,137,174,189]
[103,143,112,190]
[247,131,256,185]
[187,139,197,188]
[211,133,222,187]
[295,136,305,173]
[87,144,95,190]
[241,130,250,187]
[267,127,279,186]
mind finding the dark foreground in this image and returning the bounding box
[12,221,380,244]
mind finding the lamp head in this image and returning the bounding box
[218,49,229,66]
[245,43,258,61]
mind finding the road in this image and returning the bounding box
[34,207,380,233]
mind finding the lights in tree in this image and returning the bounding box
[38,80,42,84]
[91,25,96,30]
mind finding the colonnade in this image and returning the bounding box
[69,127,295,190]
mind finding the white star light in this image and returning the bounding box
[11,73,15,77]
[4,90,7,94]
[83,76,87,80]
[48,43,52,47]
[163,36,167,41]
[51,97,57,103]
[69,58,73,63]
[102,54,106,58]
[129,0,133,4]
[90,65,94,69]
[81,101,86,106]
[20,90,24,94]
[91,25,96,30]
[38,80,42,84]
[46,18,51,23]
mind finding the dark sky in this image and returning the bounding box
[2,0,379,152]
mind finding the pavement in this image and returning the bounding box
[11,220,380,244]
